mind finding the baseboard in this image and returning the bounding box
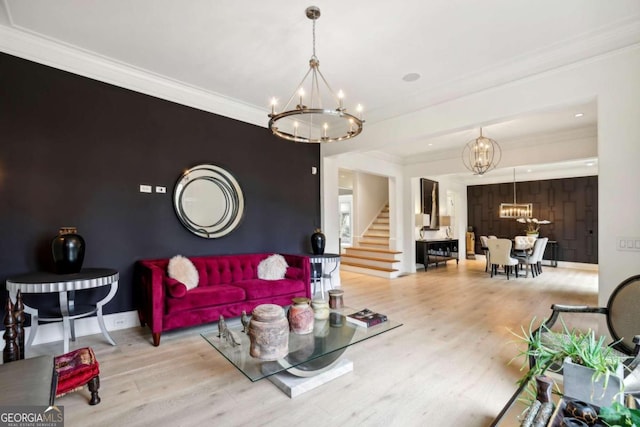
[553,261,599,271]
[478,255,598,272]
[24,310,140,346]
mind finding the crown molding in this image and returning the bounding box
[366,19,640,124]
[0,25,267,128]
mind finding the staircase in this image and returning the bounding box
[341,204,402,279]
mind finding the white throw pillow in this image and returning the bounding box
[257,254,288,280]
[168,255,199,290]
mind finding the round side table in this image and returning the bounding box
[6,268,119,355]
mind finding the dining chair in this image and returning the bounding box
[514,235,536,253]
[486,238,519,279]
[516,237,548,277]
[534,238,549,275]
[479,235,490,272]
[482,235,498,272]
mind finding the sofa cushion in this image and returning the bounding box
[285,267,304,281]
[165,277,188,298]
[165,285,246,313]
[257,254,288,280]
[168,255,198,290]
[233,278,306,300]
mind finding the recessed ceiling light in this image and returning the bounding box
[402,73,421,82]
[526,169,532,173]
[574,113,584,118]
[586,162,595,167]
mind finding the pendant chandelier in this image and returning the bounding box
[499,169,532,218]
[268,6,364,143]
[462,128,501,175]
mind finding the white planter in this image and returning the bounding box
[562,357,624,406]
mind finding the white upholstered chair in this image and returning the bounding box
[516,237,548,277]
[533,237,549,275]
[486,238,519,279]
[514,235,537,251]
[479,236,490,272]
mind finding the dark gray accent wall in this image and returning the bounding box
[0,52,320,321]
[467,176,598,264]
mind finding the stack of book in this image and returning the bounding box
[345,308,388,327]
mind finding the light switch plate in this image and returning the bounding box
[617,237,640,252]
[139,184,152,193]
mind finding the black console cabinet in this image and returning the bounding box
[416,239,459,271]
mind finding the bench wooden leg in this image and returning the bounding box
[88,376,101,405]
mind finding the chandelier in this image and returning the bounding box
[499,168,532,218]
[268,6,364,143]
[462,128,501,175]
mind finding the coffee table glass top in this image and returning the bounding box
[490,382,531,426]
[201,308,402,382]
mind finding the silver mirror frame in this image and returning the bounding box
[173,164,245,238]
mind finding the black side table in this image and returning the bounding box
[6,268,119,354]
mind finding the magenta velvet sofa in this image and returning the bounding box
[136,253,310,346]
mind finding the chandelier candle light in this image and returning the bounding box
[462,128,501,175]
[268,6,364,143]
[500,168,533,218]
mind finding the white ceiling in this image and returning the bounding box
[2,1,639,183]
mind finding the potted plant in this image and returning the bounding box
[516,218,550,237]
[599,401,640,426]
[511,318,626,406]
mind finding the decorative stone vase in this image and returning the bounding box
[310,229,325,255]
[562,357,624,407]
[51,227,85,274]
[287,297,314,334]
[248,304,289,361]
[311,299,330,320]
[328,289,344,309]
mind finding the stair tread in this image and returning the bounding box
[341,261,398,273]
[359,242,390,247]
[345,246,402,255]
[341,254,401,263]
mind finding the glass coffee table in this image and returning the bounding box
[201,307,402,397]
[490,382,533,426]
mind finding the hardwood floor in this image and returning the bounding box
[36,258,603,427]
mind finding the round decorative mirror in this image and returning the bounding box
[173,164,245,238]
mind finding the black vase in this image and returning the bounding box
[310,229,326,255]
[51,227,85,274]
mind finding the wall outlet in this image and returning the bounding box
[114,316,126,327]
[155,186,166,194]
